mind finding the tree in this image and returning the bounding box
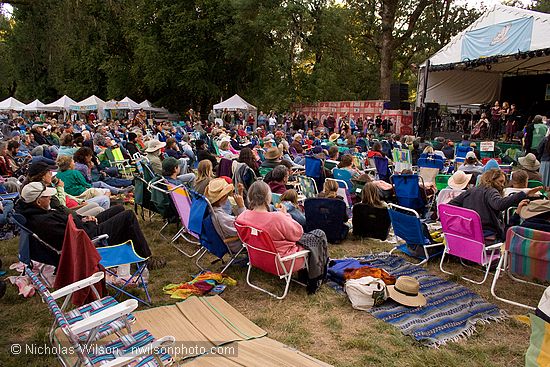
[531,0,550,13]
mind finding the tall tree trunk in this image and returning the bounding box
[379,0,398,100]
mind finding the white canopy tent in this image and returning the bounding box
[213,94,257,113]
[44,95,77,112]
[417,5,550,106]
[70,95,106,111]
[105,96,142,110]
[0,97,26,111]
[139,99,167,113]
[23,99,57,112]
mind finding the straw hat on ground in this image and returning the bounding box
[519,153,541,171]
[204,178,234,204]
[386,276,426,307]
[447,171,472,190]
[145,139,166,153]
[329,133,340,142]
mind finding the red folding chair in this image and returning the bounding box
[235,222,309,300]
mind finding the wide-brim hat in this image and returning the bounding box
[519,153,541,171]
[145,139,166,152]
[329,133,340,142]
[519,199,550,220]
[447,171,472,190]
[386,276,426,307]
[265,147,282,160]
[204,178,234,204]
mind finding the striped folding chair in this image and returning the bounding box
[297,175,318,199]
[491,226,550,309]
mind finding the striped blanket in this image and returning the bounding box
[361,255,507,347]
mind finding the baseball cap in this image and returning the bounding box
[21,182,57,203]
[465,151,476,159]
[27,161,57,177]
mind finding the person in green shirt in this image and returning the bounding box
[55,155,111,201]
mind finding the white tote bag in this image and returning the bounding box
[344,276,387,311]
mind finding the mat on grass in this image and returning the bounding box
[336,254,507,347]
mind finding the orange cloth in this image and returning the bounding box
[343,266,396,285]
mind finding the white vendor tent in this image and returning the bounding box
[417,5,550,106]
[44,95,77,112]
[70,95,106,111]
[139,99,167,113]
[105,96,142,110]
[23,99,57,112]
[213,94,257,113]
[0,97,26,111]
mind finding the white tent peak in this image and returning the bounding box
[0,97,26,111]
[45,95,77,111]
[74,95,105,106]
[426,4,550,67]
[23,99,55,112]
[213,94,256,111]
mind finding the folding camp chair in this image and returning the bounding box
[435,174,452,191]
[259,167,273,177]
[333,168,355,194]
[391,148,412,173]
[149,178,181,239]
[454,145,473,165]
[134,159,161,220]
[326,178,353,208]
[305,156,324,189]
[189,190,246,273]
[528,180,548,198]
[97,240,152,306]
[297,175,318,199]
[388,203,444,265]
[374,156,391,182]
[352,204,391,240]
[418,167,440,186]
[235,222,309,300]
[271,193,282,205]
[27,268,175,367]
[104,147,134,179]
[304,197,349,244]
[418,153,445,171]
[167,184,203,258]
[491,226,550,310]
[391,174,431,216]
[438,203,502,284]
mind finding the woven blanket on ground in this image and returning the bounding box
[346,255,507,347]
[163,271,237,299]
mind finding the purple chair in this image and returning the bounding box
[168,184,202,258]
[438,203,502,284]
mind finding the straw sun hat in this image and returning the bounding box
[518,153,541,171]
[329,133,340,142]
[204,178,234,204]
[447,171,472,190]
[265,147,282,160]
[519,199,550,220]
[145,139,166,153]
[386,276,426,307]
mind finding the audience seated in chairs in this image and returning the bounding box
[204,178,246,253]
[504,170,531,196]
[266,165,289,194]
[161,157,195,186]
[352,182,391,240]
[449,169,541,242]
[16,181,164,268]
[194,160,215,195]
[436,170,472,207]
[318,179,344,201]
[196,139,218,169]
[514,199,550,232]
[237,181,328,293]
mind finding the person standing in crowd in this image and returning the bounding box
[524,115,548,155]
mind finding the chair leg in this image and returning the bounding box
[439,249,454,276]
[195,248,209,270]
[460,251,496,285]
[490,253,536,310]
[245,258,297,300]
[220,247,245,273]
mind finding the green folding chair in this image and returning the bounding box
[435,174,452,191]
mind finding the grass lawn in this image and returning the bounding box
[0,209,543,367]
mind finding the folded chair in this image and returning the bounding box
[189,190,246,273]
[374,156,391,182]
[454,145,473,165]
[438,203,502,284]
[235,222,309,300]
[297,175,318,199]
[97,240,152,306]
[388,203,444,265]
[333,168,357,194]
[27,268,175,367]
[304,197,349,244]
[491,226,550,310]
[167,184,202,258]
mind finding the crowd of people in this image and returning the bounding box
[0,105,549,299]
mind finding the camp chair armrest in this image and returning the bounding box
[92,234,109,244]
[223,236,240,244]
[70,299,139,335]
[485,242,504,251]
[50,272,105,300]
[280,250,310,261]
[97,336,175,367]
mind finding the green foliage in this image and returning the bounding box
[531,0,550,13]
[0,0,479,112]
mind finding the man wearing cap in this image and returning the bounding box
[16,182,155,266]
[162,157,195,186]
[30,123,49,146]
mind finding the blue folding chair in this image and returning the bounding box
[97,240,151,306]
[455,145,473,165]
[304,198,349,243]
[305,156,324,190]
[417,153,445,171]
[388,203,443,265]
[391,174,429,215]
[374,156,391,182]
[189,190,245,272]
[333,168,354,192]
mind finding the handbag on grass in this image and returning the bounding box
[344,276,387,311]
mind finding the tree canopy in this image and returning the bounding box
[0,0,487,113]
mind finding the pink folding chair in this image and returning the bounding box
[438,203,502,284]
[235,222,309,300]
[168,184,202,258]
